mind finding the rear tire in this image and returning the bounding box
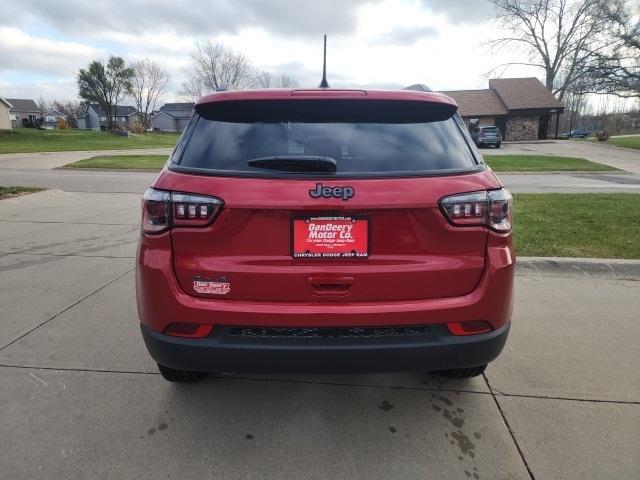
[437,364,487,378]
[157,364,208,383]
[495,143,501,149]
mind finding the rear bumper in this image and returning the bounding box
[141,321,510,374]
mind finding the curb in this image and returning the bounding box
[517,257,640,277]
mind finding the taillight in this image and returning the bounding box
[171,192,223,227]
[439,188,512,232]
[141,188,170,234]
[141,188,223,235]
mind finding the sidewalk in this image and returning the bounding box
[0,148,173,170]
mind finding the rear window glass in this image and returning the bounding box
[173,100,479,177]
[481,127,499,133]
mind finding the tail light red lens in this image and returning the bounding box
[440,188,512,232]
[447,320,492,336]
[141,188,224,234]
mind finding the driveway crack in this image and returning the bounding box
[483,372,536,480]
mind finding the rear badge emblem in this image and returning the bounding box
[193,276,230,295]
[309,183,354,201]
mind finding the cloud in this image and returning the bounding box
[0,78,79,100]
[373,25,438,46]
[1,0,375,39]
[421,0,492,24]
[0,27,100,77]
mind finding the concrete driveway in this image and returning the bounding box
[0,190,638,479]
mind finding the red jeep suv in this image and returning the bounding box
[136,88,514,382]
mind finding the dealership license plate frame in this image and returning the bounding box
[291,215,369,259]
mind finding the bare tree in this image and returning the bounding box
[580,0,640,98]
[180,41,256,100]
[255,71,300,88]
[128,59,171,130]
[487,0,612,100]
[51,100,85,129]
[36,95,50,113]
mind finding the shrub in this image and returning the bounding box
[596,130,610,141]
[128,123,146,134]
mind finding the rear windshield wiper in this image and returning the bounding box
[247,156,337,173]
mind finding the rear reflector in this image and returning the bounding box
[164,323,213,338]
[447,321,492,336]
[439,188,512,232]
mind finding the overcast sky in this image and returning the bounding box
[0,0,543,103]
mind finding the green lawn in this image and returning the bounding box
[514,193,640,258]
[64,155,168,170]
[484,155,618,172]
[0,186,44,199]
[604,136,640,150]
[0,129,180,154]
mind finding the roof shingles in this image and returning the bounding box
[488,77,563,110]
[439,89,508,117]
[438,77,563,117]
[5,98,40,112]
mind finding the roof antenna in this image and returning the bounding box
[318,34,330,88]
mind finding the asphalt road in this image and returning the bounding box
[0,190,638,479]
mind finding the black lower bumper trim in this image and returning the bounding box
[140,322,510,374]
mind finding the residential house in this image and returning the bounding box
[77,104,141,130]
[151,103,194,132]
[0,98,12,131]
[6,98,41,128]
[42,110,67,129]
[443,78,564,141]
[407,77,565,141]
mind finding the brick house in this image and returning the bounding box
[439,78,564,141]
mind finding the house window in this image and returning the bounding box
[28,114,38,122]
[468,118,480,134]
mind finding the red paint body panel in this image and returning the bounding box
[153,169,499,302]
[136,230,514,331]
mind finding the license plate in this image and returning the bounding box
[292,216,368,258]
